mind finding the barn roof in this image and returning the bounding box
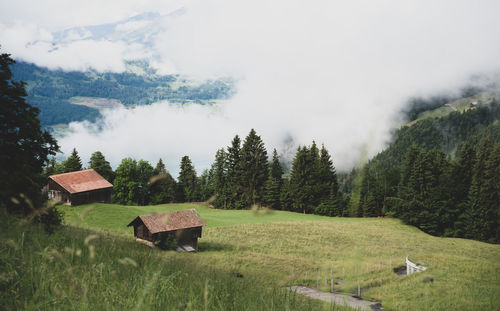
[127,209,206,234]
[49,169,113,194]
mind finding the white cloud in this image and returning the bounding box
[59,103,233,176]
[115,20,152,32]
[0,0,183,31]
[3,0,500,175]
[0,24,133,72]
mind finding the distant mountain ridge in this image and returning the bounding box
[47,9,185,51]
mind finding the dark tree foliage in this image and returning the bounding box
[197,169,212,202]
[237,129,269,208]
[0,51,59,214]
[112,158,154,205]
[396,147,451,235]
[226,135,243,209]
[315,145,342,216]
[288,142,342,214]
[43,157,63,178]
[211,148,229,208]
[89,151,114,182]
[136,160,155,205]
[149,159,177,205]
[289,145,315,213]
[263,149,283,210]
[466,138,500,243]
[178,156,198,202]
[63,148,83,172]
[113,158,138,205]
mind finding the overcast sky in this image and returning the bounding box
[2,0,500,175]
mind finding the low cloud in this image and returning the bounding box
[3,0,500,175]
[0,23,143,72]
[59,103,235,176]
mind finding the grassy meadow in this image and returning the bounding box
[0,208,337,311]
[2,203,499,310]
[58,203,500,311]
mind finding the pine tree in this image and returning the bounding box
[308,142,322,208]
[318,145,337,197]
[397,145,424,224]
[226,135,242,209]
[238,129,269,208]
[263,149,283,210]
[64,148,83,172]
[314,145,340,216]
[280,178,293,211]
[89,151,114,182]
[0,51,59,214]
[483,144,500,243]
[178,156,198,202]
[150,159,176,204]
[270,149,284,187]
[211,149,229,208]
[198,169,213,202]
[362,192,377,217]
[289,145,315,213]
[466,138,493,241]
[450,143,477,236]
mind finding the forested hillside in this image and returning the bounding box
[11,60,234,126]
[351,97,500,243]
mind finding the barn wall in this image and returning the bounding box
[70,188,112,206]
[135,223,153,242]
[47,179,71,205]
[175,227,202,250]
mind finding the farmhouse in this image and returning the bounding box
[47,169,113,206]
[127,209,206,252]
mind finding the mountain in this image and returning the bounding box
[49,9,185,51]
[10,60,234,127]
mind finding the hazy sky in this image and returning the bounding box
[2,0,500,175]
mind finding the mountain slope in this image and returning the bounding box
[11,60,234,126]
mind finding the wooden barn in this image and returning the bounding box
[47,169,113,206]
[127,209,206,252]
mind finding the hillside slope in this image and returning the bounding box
[0,208,327,311]
[59,203,500,311]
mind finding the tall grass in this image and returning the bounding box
[60,203,500,311]
[0,209,353,310]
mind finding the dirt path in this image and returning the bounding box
[287,286,382,310]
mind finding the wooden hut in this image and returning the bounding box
[127,209,206,251]
[47,169,113,206]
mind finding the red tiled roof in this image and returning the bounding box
[49,169,113,194]
[127,209,206,234]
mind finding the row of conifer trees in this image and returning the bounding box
[44,129,347,217]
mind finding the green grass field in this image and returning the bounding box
[0,207,338,311]
[56,203,500,311]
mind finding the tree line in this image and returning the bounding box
[46,129,347,217]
